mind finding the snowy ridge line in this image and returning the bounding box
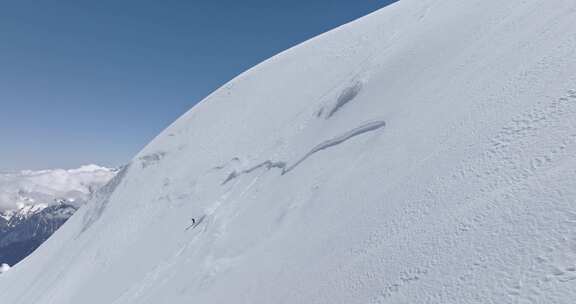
[81,165,130,233]
[223,120,386,184]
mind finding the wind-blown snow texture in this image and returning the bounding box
[2,0,576,303]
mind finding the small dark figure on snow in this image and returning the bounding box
[185,218,196,230]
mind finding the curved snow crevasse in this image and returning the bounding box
[325,82,364,119]
[223,120,386,184]
[284,120,386,173]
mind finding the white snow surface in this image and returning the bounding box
[0,165,116,215]
[2,0,576,303]
[0,264,10,274]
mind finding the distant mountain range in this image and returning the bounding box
[0,165,116,268]
[0,201,77,266]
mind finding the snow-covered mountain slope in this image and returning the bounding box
[2,0,576,303]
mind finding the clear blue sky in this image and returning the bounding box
[0,0,396,170]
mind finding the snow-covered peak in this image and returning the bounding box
[0,203,49,222]
[0,263,9,274]
[0,202,37,223]
[68,164,112,174]
[0,165,116,212]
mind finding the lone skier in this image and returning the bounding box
[185,218,196,230]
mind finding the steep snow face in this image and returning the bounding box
[0,165,116,214]
[2,0,576,303]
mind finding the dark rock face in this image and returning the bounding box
[0,203,77,266]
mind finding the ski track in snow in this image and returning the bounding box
[222,120,386,184]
